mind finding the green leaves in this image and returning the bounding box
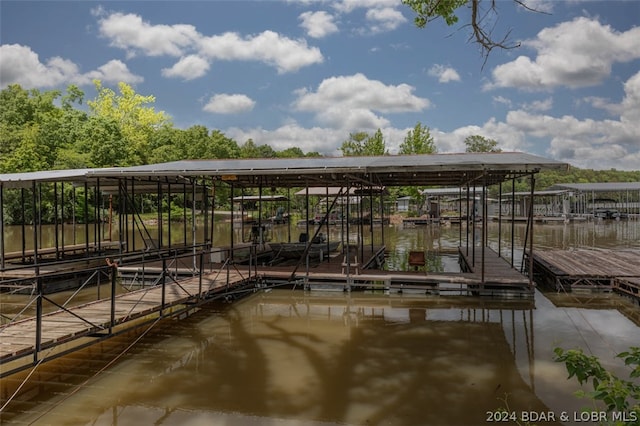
[554,347,640,424]
[464,135,501,153]
[340,129,388,157]
[402,0,468,28]
[399,122,436,155]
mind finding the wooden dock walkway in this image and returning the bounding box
[0,268,251,377]
[530,249,640,300]
[249,246,532,296]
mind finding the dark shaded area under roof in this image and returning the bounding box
[87,152,568,188]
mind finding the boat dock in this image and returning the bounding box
[0,265,252,377]
[529,249,640,301]
[224,245,532,296]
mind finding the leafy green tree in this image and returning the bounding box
[239,139,276,158]
[397,123,437,214]
[277,147,306,158]
[402,0,543,60]
[340,129,388,156]
[78,116,128,167]
[464,135,501,153]
[365,128,388,156]
[399,122,437,155]
[340,131,368,156]
[87,80,169,165]
[0,84,75,172]
[210,130,240,159]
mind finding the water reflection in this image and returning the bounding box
[5,289,639,425]
[0,291,544,425]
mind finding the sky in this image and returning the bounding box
[1,1,639,170]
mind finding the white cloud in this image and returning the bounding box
[333,0,399,14]
[428,65,461,83]
[432,119,529,154]
[487,17,640,90]
[521,97,553,112]
[503,72,640,169]
[365,7,407,33]
[0,44,142,88]
[96,11,323,74]
[299,11,339,38]
[227,124,344,155]
[294,73,429,129]
[83,59,144,85]
[226,71,640,170]
[161,55,210,80]
[203,94,256,114]
[198,30,323,74]
[520,0,555,14]
[492,96,512,108]
[97,12,199,57]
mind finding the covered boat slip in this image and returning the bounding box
[1,152,567,376]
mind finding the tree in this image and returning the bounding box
[399,122,437,155]
[0,84,80,172]
[402,0,547,62]
[340,129,388,157]
[277,147,306,158]
[78,116,128,167]
[87,80,169,165]
[464,134,501,153]
[239,139,276,159]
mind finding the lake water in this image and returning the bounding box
[1,220,640,425]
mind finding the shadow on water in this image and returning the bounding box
[2,291,561,426]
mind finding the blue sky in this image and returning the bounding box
[1,1,639,170]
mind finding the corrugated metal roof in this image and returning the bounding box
[0,153,568,190]
[0,168,192,190]
[0,169,95,189]
[87,152,568,188]
[549,182,640,192]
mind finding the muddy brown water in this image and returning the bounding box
[1,220,640,425]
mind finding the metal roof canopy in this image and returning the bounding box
[88,152,568,188]
[504,189,570,197]
[0,169,100,189]
[549,182,640,192]
[0,168,194,191]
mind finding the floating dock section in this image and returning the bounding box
[0,265,252,378]
[529,248,640,302]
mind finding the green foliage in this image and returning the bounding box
[340,129,388,156]
[240,139,277,159]
[399,122,437,155]
[464,135,501,153]
[87,80,169,165]
[554,347,640,424]
[402,0,468,27]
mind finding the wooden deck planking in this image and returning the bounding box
[249,245,530,291]
[533,249,640,278]
[0,269,250,364]
[531,249,640,298]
